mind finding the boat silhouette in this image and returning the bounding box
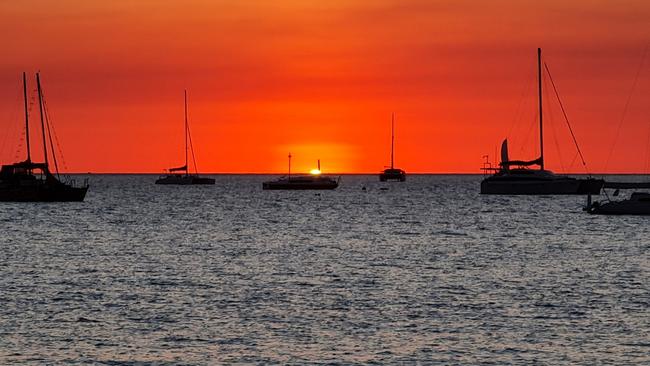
[155,90,215,185]
[587,182,650,215]
[0,72,88,202]
[379,113,406,182]
[480,48,603,195]
[263,154,339,190]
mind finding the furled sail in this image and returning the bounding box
[169,165,187,172]
[499,139,543,168]
[500,139,509,166]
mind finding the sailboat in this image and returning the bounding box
[155,90,215,185]
[262,154,339,190]
[379,113,406,181]
[480,48,604,195]
[587,182,650,215]
[0,72,88,202]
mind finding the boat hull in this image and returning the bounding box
[588,192,650,215]
[262,182,338,190]
[155,175,215,185]
[379,169,406,182]
[481,177,603,195]
[0,184,88,202]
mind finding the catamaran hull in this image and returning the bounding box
[481,178,603,195]
[0,185,88,202]
[155,176,215,185]
[379,172,406,182]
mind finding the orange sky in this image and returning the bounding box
[0,0,649,173]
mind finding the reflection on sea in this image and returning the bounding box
[1,175,648,364]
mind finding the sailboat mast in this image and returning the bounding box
[391,113,395,169]
[538,47,544,170]
[184,89,188,176]
[22,72,31,163]
[36,73,48,167]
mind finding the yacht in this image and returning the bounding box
[263,155,339,190]
[379,113,406,181]
[0,72,88,202]
[481,48,603,195]
[481,141,603,195]
[155,90,215,185]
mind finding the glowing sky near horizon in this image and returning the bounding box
[0,0,649,173]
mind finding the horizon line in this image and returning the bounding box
[49,171,650,176]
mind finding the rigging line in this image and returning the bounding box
[26,89,38,160]
[544,62,589,174]
[545,79,566,173]
[509,66,537,150]
[50,111,69,172]
[186,120,199,175]
[41,96,61,178]
[550,115,566,173]
[506,62,536,140]
[544,75,566,173]
[15,129,25,160]
[48,97,68,171]
[519,113,537,157]
[604,43,649,171]
[44,100,69,173]
[0,81,23,160]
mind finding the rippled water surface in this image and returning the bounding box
[1,175,649,364]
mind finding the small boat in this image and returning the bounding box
[379,113,406,182]
[587,182,650,215]
[262,154,339,190]
[481,48,603,195]
[0,72,88,202]
[155,90,215,185]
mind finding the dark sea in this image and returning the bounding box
[1,174,649,365]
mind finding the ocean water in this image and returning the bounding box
[0,174,648,365]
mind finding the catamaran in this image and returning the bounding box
[262,154,339,190]
[379,113,406,182]
[0,72,88,202]
[480,48,603,195]
[155,90,215,185]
